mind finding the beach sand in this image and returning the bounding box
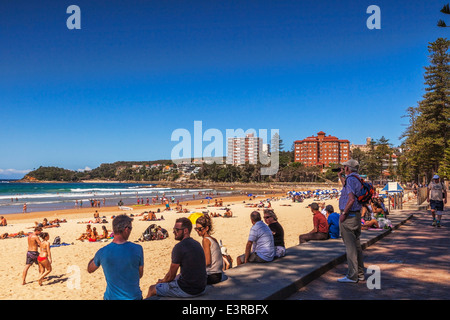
[0,193,339,300]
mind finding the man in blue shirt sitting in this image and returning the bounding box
[325,205,340,239]
[88,214,144,300]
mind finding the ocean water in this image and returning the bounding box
[0,180,220,215]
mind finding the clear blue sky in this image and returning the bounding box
[0,0,447,178]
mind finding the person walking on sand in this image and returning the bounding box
[37,232,52,286]
[427,174,447,227]
[337,159,365,283]
[22,227,42,285]
[87,214,144,300]
[146,217,206,298]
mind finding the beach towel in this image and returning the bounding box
[50,243,72,248]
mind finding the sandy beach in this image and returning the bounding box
[0,192,339,300]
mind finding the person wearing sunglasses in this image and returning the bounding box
[146,217,206,298]
[87,214,144,300]
[263,209,286,258]
[195,214,224,284]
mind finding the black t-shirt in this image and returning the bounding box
[269,222,285,248]
[172,237,207,295]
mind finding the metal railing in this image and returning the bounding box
[417,187,428,205]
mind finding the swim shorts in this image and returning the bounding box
[26,251,39,265]
[430,200,444,212]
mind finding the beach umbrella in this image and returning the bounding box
[188,212,204,226]
[205,196,212,200]
[248,194,253,197]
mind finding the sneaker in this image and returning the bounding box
[358,276,365,281]
[337,276,357,283]
[432,220,436,227]
[437,221,441,227]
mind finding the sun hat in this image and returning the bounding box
[342,159,359,170]
[433,174,440,179]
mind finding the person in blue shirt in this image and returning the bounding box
[325,205,340,239]
[88,214,144,300]
[337,159,365,283]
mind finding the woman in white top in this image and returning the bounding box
[195,214,224,284]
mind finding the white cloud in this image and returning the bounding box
[0,168,31,175]
[77,166,92,172]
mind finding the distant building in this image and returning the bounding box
[350,137,372,153]
[294,131,350,167]
[227,133,263,165]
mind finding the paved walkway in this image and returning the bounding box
[287,207,450,300]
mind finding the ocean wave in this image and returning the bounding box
[0,188,219,201]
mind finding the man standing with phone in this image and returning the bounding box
[337,159,365,283]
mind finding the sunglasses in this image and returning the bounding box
[173,227,185,232]
[194,227,205,232]
[263,216,272,220]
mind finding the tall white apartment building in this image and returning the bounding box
[227,133,263,165]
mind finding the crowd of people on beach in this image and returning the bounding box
[15,161,446,299]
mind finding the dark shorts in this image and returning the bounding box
[238,252,269,263]
[26,251,39,265]
[207,273,223,285]
[430,200,444,212]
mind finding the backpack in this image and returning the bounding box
[53,236,61,245]
[346,175,374,204]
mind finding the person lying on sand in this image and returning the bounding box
[31,219,60,229]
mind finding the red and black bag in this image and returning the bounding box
[346,175,374,204]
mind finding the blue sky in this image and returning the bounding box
[0,0,448,178]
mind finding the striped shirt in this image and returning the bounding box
[339,172,363,213]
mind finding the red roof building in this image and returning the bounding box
[294,131,350,167]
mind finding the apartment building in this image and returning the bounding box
[226,133,263,165]
[294,131,350,167]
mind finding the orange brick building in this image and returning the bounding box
[294,131,350,167]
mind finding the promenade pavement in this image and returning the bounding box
[287,202,450,300]
[149,199,450,301]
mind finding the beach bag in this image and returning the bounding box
[378,218,392,230]
[53,236,61,245]
[346,175,374,204]
[142,224,157,241]
[158,228,169,240]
